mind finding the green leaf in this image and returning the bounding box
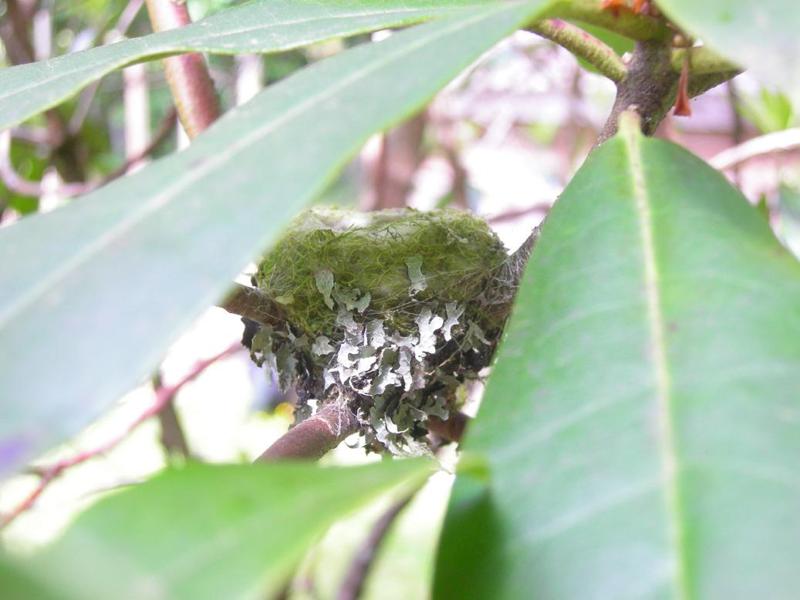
[0,0,486,131]
[738,88,796,134]
[656,0,800,99]
[435,115,800,598]
[778,184,800,259]
[0,1,548,475]
[11,460,432,600]
[0,554,66,600]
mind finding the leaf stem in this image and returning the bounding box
[529,19,627,83]
[671,46,740,76]
[541,0,672,41]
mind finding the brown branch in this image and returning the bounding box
[598,40,680,142]
[337,492,416,600]
[223,285,357,462]
[256,402,359,462]
[145,0,220,138]
[369,113,427,210]
[0,343,240,530]
[0,0,36,65]
[598,40,741,143]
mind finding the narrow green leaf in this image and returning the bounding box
[0,1,548,475]
[12,460,432,600]
[0,0,486,131]
[435,116,800,597]
[656,0,800,99]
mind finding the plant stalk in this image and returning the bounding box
[145,0,220,138]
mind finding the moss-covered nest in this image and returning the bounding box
[255,207,509,337]
[249,207,518,455]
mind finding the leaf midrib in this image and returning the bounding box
[621,124,690,598]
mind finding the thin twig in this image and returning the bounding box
[157,400,192,460]
[0,130,87,198]
[69,0,147,135]
[102,108,177,182]
[0,343,240,530]
[486,202,552,225]
[336,492,416,600]
[0,0,86,182]
[710,128,800,171]
[0,110,175,200]
[152,373,191,460]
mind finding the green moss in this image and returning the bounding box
[255,207,508,336]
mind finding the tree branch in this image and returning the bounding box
[144,0,220,138]
[529,19,627,83]
[598,40,680,142]
[255,402,359,462]
[0,343,239,530]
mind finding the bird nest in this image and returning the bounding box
[248,207,516,454]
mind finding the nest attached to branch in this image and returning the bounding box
[247,207,522,455]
